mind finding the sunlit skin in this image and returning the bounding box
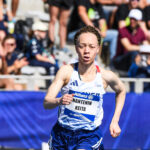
[129,0,139,8]
[34,30,47,40]
[147,55,150,65]
[3,38,16,54]
[75,32,100,66]
[135,54,141,65]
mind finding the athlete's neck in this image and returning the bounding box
[78,62,97,82]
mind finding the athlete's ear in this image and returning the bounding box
[96,45,100,54]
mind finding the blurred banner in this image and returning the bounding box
[0,91,150,149]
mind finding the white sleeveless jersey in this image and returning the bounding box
[58,63,106,130]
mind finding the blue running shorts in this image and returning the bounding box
[48,122,104,150]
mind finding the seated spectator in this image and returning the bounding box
[0,56,15,90]
[25,21,58,77]
[113,9,149,72]
[0,35,28,90]
[138,0,147,9]
[67,0,118,61]
[144,4,150,30]
[97,0,127,24]
[2,34,28,75]
[0,29,6,43]
[128,53,150,91]
[142,3,150,43]
[111,0,144,29]
[0,28,6,56]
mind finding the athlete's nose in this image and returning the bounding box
[84,45,90,54]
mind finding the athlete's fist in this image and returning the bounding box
[109,121,121,138]
[60,94,74,105]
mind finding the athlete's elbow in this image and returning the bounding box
[43,99,49,109]
[116,86,126,97]
[119,87,126,99]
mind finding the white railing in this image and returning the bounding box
[120,78,150,93]
[0,75,54,91]
[0,75,150,93]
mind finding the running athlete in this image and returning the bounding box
[44,26,126,150]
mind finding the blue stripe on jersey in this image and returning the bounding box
[69,90,100,101]
[64,108,95,122]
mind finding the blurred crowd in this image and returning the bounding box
[0,0,150,91]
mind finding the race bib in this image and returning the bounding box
[64,90,100,122]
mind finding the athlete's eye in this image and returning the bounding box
[89,45,96,49]
[77,44,98,49]
[77,44,85,49]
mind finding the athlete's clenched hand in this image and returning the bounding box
[109,121,121,138]
[60,94,74,105]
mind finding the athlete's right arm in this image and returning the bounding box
[43,65,73,109]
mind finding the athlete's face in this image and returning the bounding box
[76,32,100,65]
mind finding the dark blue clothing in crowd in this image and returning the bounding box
[6,52,18,67]
[25,37,58,76]
[0,21,7,33]
[26,37,43,60]
[128,63,150,92]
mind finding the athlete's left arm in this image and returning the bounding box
[101,69,126,138]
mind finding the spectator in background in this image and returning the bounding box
[2,34,28,75]
[113,9,149,72]
[67,0,118,61]
[144,3,150,30]
[0,34,28,90]
[128,53,150,91]
[48,0,74,51]
[139,0,148,9]
[0,30,6,60]
[0,55,16,90]
[97,0,127,24]
[112,0,150,44]
[97,0,126,5]
[112,0,144,29]
[0,30,6,44]
[25,21,58,77]
[0,0,17,36]
[11,0,19,18]
[141,2,150,44]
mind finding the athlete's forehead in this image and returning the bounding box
[77,32,98,45]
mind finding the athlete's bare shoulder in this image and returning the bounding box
[55,64,74,85]
[59,64,74,75]
[100,67,125,93]
[100,67,120,87]
[100,68,117,80]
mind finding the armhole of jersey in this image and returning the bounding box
[96,65,100,73]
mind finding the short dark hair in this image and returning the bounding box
[74,26,101,46]
[2,34,16,46]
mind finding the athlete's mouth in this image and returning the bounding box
[83,57,90,62]
[83,56,90,60]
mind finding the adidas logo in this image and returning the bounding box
[70,80,78,86]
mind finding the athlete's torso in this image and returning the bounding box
[58,63,105,130]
